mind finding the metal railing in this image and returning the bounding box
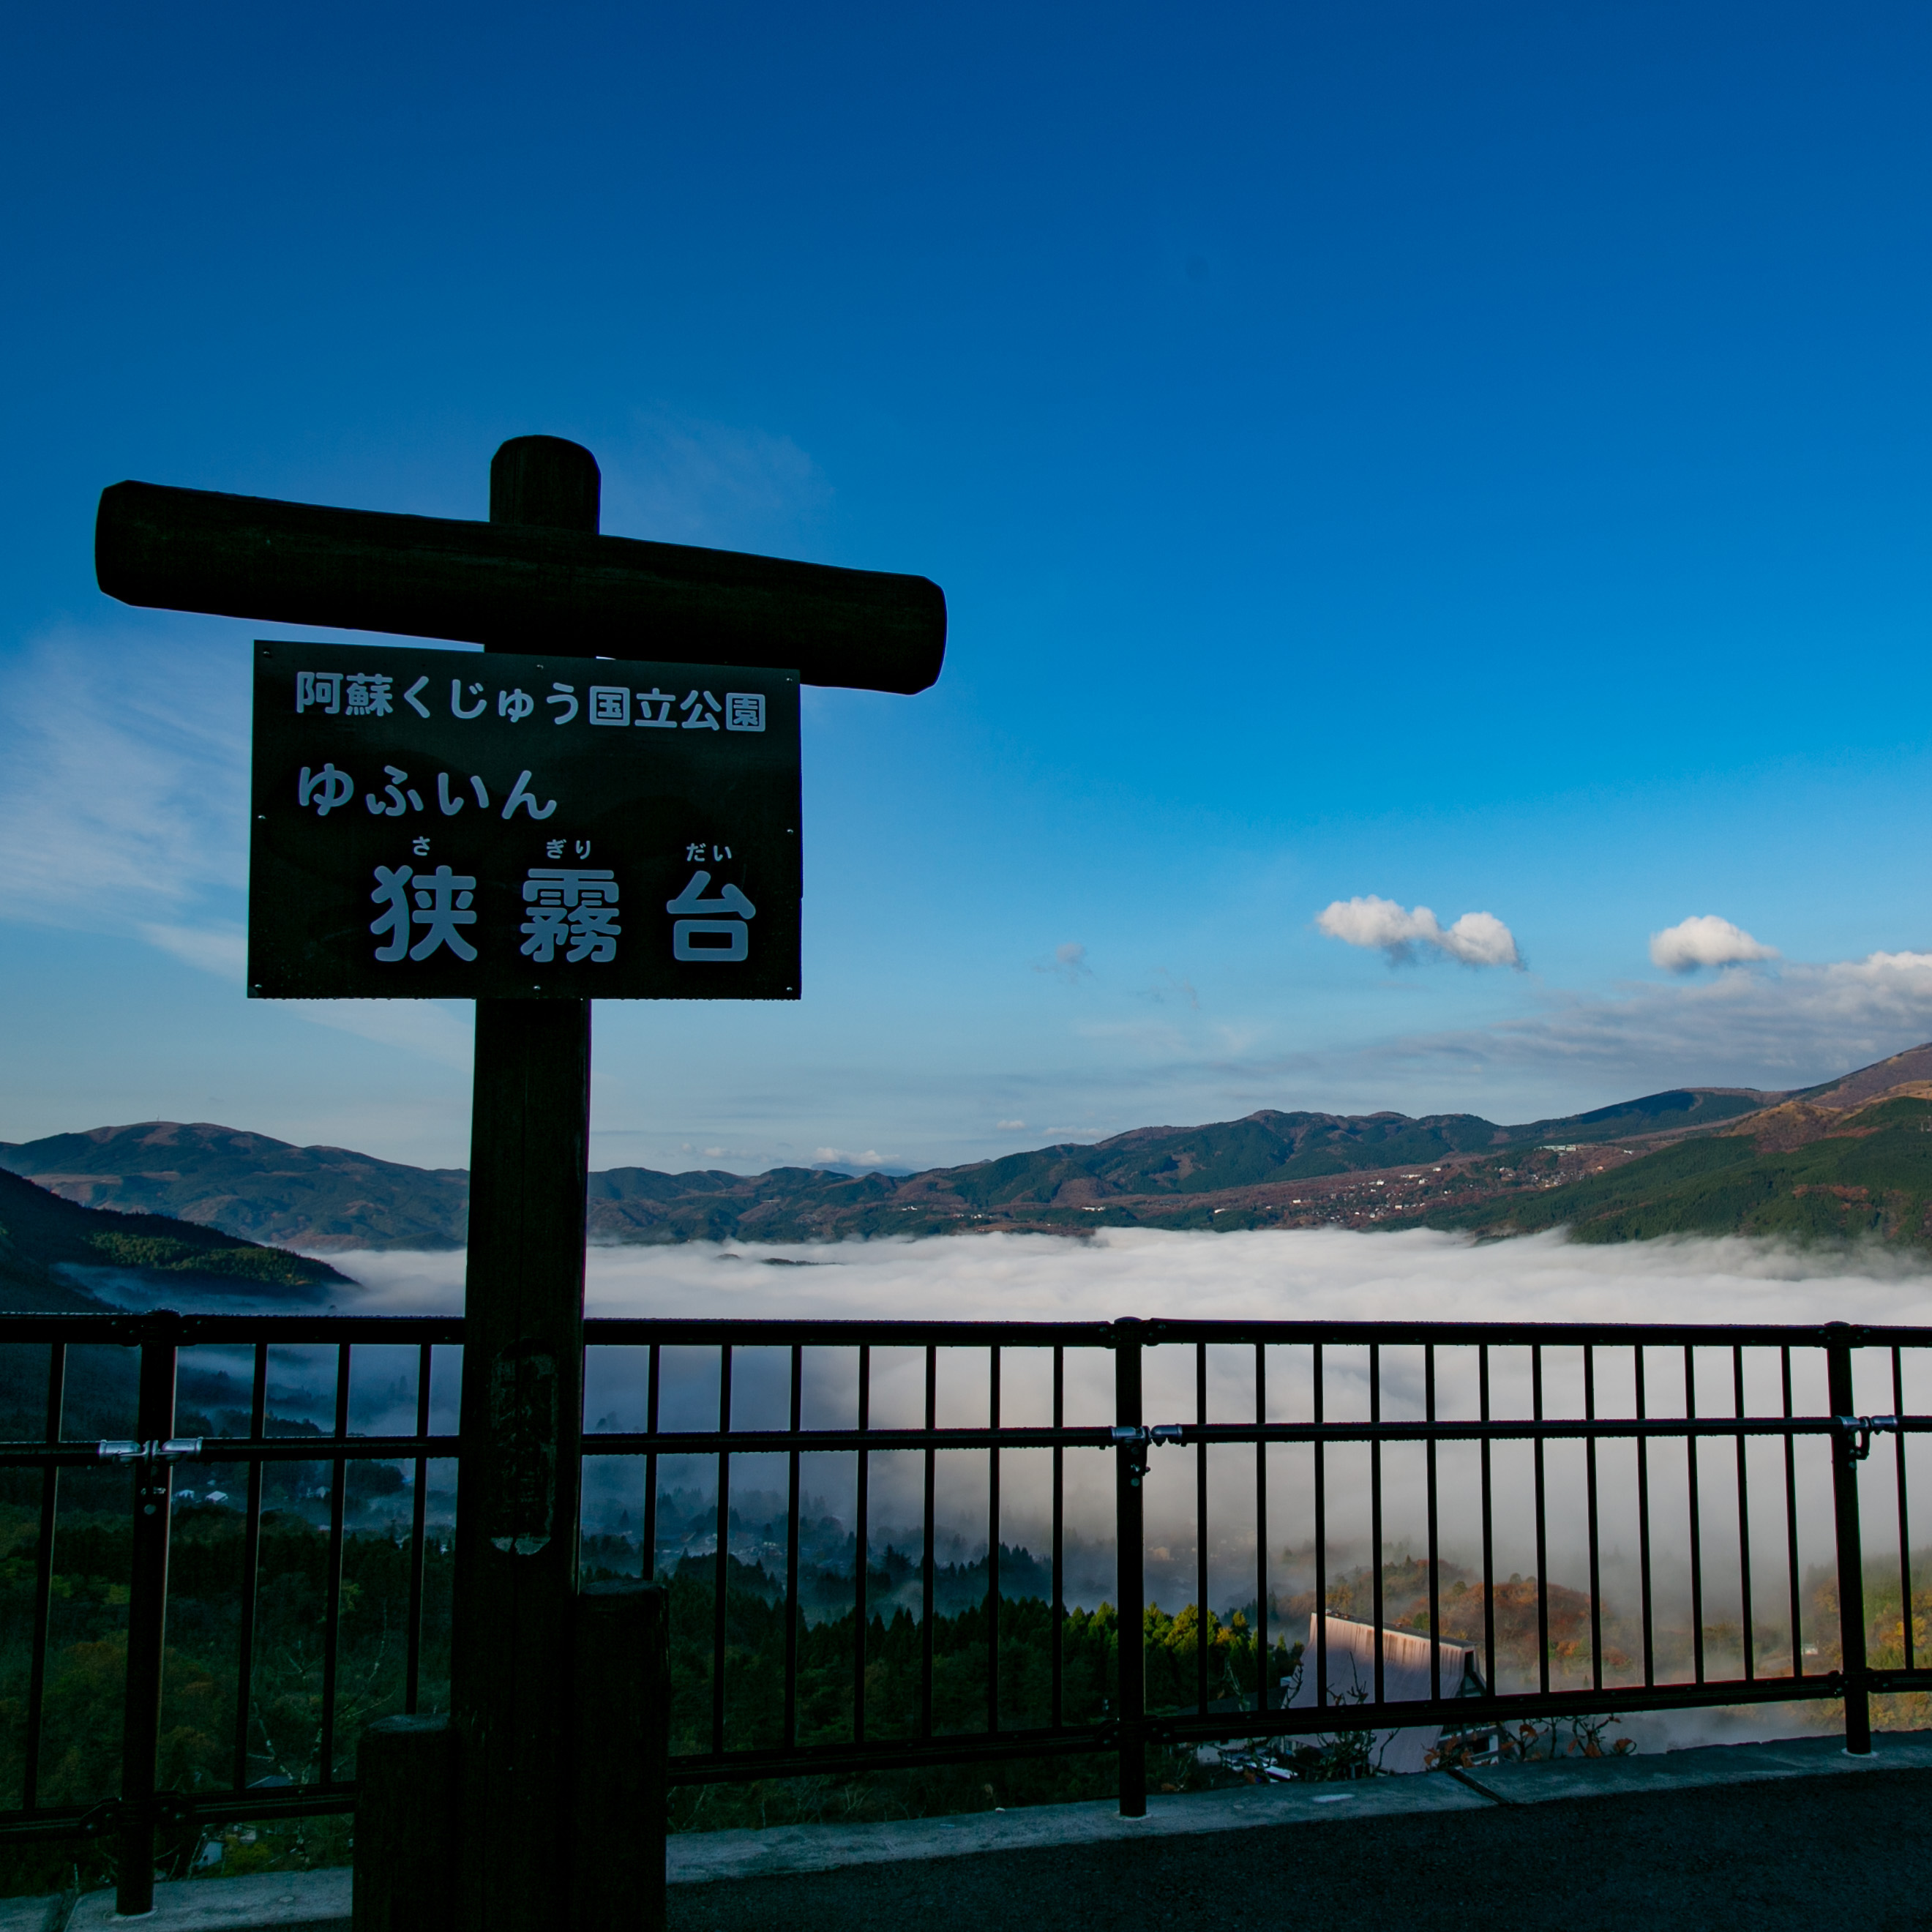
[1,1310,1927,1871]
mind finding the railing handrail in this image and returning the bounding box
[7,1311,1932,1346]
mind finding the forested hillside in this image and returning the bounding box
[1429,1095,1932,1246]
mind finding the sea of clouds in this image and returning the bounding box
[334,1223,1932,1328]
[305,1229,1929,1751]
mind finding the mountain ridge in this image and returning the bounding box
[1429,1044,1932,1248]
[0,1077,1794,1250]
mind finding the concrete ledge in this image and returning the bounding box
[64,1870,350,1932]
[666,1728,1932,1884]
[0,1892,72,1932]
[667,1775,1488,1884]
[1453,1728,1932,1805]
[12,1731,1930,1926]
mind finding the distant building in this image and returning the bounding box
[1288,1613,1487,1773]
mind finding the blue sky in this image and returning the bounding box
[4,1,1931,1173]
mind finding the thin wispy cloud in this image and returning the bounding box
[1650,915,1780,973]
[292,1000,474,1070]
[1317,896,1522,969]
[1292,949,1932,1101]
[0,624,475,1074]
[599,413,832,553]
[0,624,247,927]
[1036,941,1093,984]
[1146,968,1200,1010]
[138,921,247,982]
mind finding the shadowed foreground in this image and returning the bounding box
[670,1769,1932,1932]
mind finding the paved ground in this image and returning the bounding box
[669,1767,1932,1932]
[7,1736,1928,1931]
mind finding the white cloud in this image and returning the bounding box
[996,1120,1027,1131]
[1316,896,1522,969]
[138,921,247,982]
[815,1145,886,1168]
[0,625,247,929]
[1650,915,1780,973]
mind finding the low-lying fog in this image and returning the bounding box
[163,1229,1932,1756]
[335,1223,1932,1326]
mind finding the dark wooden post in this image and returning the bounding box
[572,1584,670,1932]
[450,438,599,1929]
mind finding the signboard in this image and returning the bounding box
[248,640,801,1000]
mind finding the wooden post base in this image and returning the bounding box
[572,1583,670,1932]
[354,1715,455,1932]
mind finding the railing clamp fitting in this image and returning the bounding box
[97,1438,203,1466]
[1111,1423,1184,1487]
[1834,1415,1898,1462]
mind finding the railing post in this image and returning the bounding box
[119,1313,179,1917]
[1825,1326,1872,1755]
[1113,1320,1146,1818]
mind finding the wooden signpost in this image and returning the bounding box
[94,436,944,1931]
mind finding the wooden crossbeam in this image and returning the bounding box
[96,479,946,694]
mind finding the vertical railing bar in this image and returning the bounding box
[1254,1343,1268,1715]
[1425,1344,1439,1697]
[1115,1322,1147,1817]
[1585,1344,1603,1693]
[1826,1329,1871,1754]
[1480,1345,1496,1696]
[233,1342,269,1786]
[643,1342,661,1579]
[1686,1343,1705,1686]
[1313,1342,1326,1712]
[405,1341,431,1715]
[22,1339,66,1810]
[1052,1346,1066,1731]
[117,1320,178,1919]
[1734,1345,1755,1683]
[1636,1345,1655,1688]
[712,1344,733,1758]
[1894,1346,1913,1675]
[1370,1343,1384,1707]
[318,1342,351,1785]
[921,1344,937,1740]
[1783,1345,1803,1677]
[853,1345,871,1747]
[1532,1346,1549,1697]
[784,1344,803,1751]
[1195,1341,1209,1718]
[987,1345,1001,1735]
